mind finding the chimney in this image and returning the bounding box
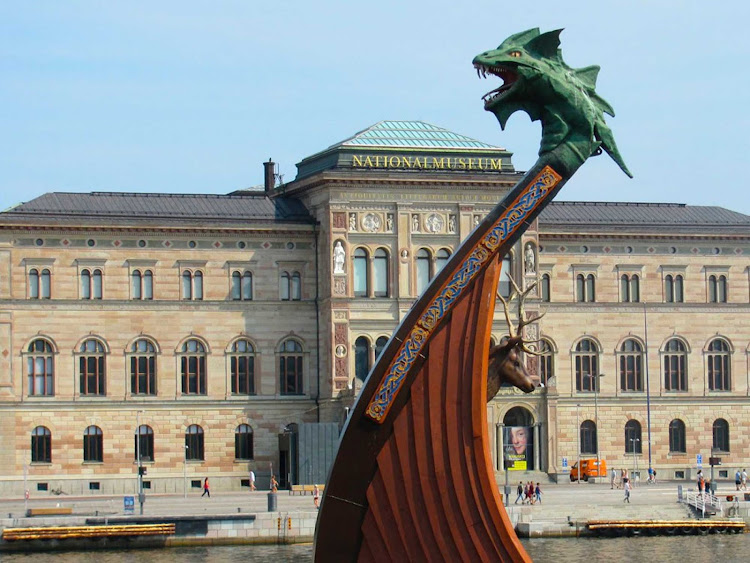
[264,159,276,195]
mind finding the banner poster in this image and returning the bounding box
[503,426,533,471]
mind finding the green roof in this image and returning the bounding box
[332,120,504,151]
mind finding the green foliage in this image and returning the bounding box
[473,28,632,178]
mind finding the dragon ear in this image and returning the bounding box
[525,28,563,58]
[498,27,540,50]
[574,66,600,90]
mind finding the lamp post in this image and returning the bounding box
[576,403,581,485]
[585,373,605,481]
[643,303,653,477]
[630,438,640,485]
[136,410,145,515]
[183,444,188,499]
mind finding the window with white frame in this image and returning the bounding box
[708,274,727,303]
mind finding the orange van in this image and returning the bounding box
[569,459,607,481]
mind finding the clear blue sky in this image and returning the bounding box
[2,1,748,213]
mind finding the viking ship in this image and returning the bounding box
[314,28,630,562]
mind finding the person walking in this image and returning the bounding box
[611,468,617,489]
[534,483,542,504]
[515,482,524,504]
[735,469,742,491]
[742,469,748,491]
[313,484,321,510]
[201,477,210,498]
[249,470,256,491]
[623,480,631,503]
[270,474,278,492]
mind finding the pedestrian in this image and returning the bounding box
[201,477,210,498]
[742,469,748,491]
[534,483,542,504]
[528,482,535,505]
[249,469,256,491]
[652,469,657,484]
[515,482,524,504]
[735,469,742,491]
[270,474,278,492]
[611,468,616,489]
[623,480,631,503]
[313,484,321,509]
[697,470,704,495]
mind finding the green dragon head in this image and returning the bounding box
[473,28,632,178]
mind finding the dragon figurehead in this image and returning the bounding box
[473,28,632,178]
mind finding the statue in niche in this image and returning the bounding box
[524,243,536,274]
[448,214,456,233]
[349,213,357,231]
[333,241,346,274]
[412,214,420,232]
[386,214,394,232]
[473,215,480,227]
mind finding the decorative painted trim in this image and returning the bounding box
[365,166,562,423]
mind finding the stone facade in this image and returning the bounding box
[1,121,748,495]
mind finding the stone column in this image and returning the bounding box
[533,424,541,472]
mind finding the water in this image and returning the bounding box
[1,535,748,562]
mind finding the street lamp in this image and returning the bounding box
[585,373,605,481]
[136,410,145,515]
[630,438,640,485]
[576,403,581,485]
[183,444,188,499]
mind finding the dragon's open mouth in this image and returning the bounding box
[474,63,518,108]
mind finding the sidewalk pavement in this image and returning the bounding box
[0,480,699,520]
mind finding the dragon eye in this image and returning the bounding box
[509,51,522,58]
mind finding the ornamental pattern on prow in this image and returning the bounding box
[365,166,562,422]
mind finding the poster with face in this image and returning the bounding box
[503,426,533,471]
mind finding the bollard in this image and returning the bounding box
[267,491,277,512]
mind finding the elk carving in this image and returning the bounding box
[486,276,545,401]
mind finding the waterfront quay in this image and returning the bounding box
[0,480,747,552]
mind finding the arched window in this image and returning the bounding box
[81,269,91,299]
[131,269,153,300]
[416,249,432,294]
[620,274,640,303]
[31,426,52,463]
[185,424,204,461]
[541,273,551,302]
[663,338,687,391]
[708,275,727,303]
[624,420,642,453]
[574,338,599,392]
[580,420,597,455]
[354,336,370,381]
[619,339,643,392]
[78,339,106,396]
[229,338,255,395]
[712,418,730,452]
[539,339,554,386]
[280,271,301,300]
[27,339,54,396]
[180,339,207,395]
[29,268,51,299]
[235,424,254,460]
[83,425,103,462]
[498,255,511,298]
[669,419,686,453]
[130,339,157,395]
[707,338,731,391]
[134,425,154,462]
[353,248,369,297]
[373,249,389,297]
[576,274,595,302]
[665,274,684,303]
[375,336,388,360]
[182,270,203,300]
[231,271,253,300]
[279,339,303,395]
[435,248,451,273]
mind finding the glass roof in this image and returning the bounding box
[334,121,503,150]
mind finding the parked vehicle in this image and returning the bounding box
[570,459,607,481]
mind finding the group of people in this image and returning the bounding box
[514,481,542,505]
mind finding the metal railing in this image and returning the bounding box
[681,490,722,518]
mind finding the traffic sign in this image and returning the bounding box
[124,496,135,513]
[697,454,703,467]
[562,457,568,467]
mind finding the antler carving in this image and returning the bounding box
[496,276,546,356]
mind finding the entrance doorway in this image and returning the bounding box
[502,406,535,471]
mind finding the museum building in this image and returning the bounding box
[0,120,748,496]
